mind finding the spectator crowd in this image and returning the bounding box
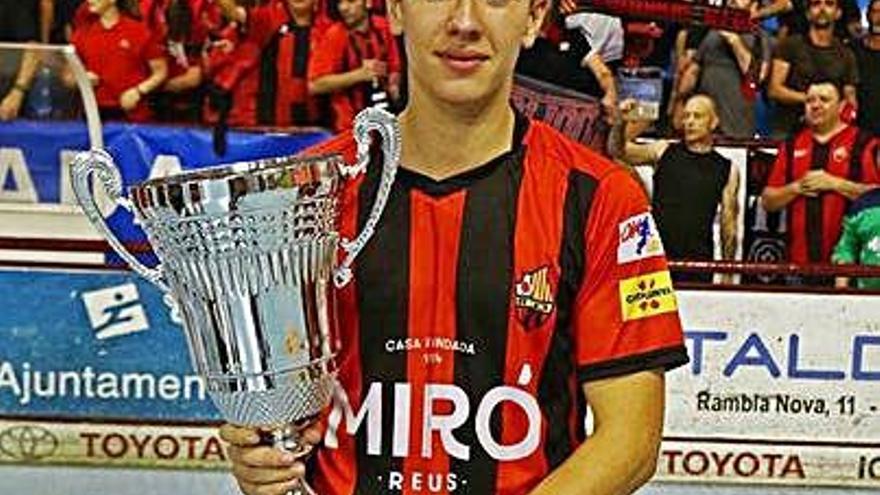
[1,0,880,286]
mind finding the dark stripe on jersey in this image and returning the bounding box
[577,345,690,382]
[355,144,410,492]
[539,171,597,469]
[807,143,829,262]
[258,31,281,126]
[291,26,310,124]
[451,141,527,493]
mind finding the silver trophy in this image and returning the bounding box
[71,107,400,495]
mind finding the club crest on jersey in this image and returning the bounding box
[514,266,555,329]
[618,213,664,264]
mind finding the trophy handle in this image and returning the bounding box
[334,107,401,288]
[71,148,169,292]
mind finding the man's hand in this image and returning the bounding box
[86,71,100,87]
[220,423,323,495]
[800,170,841,195]
[559,0,578,14]
[359,59,388,83]
[119,87,141,112]
[600,90,617,125]
[0,89,25,121]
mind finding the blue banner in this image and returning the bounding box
[0,119,332,264]
[0,267,222,422]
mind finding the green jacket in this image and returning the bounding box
[832,188,880,290]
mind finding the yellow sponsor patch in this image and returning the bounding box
[619,271,677,321]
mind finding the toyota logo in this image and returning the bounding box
[0,426,59,461]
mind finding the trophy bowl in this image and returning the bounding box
[71,108,400,494]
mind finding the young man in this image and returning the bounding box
[611,94,740,282]
[221,0,689,494]
[308,0,400,131]
[761,79,880,268]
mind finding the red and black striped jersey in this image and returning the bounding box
[303,113,688,494]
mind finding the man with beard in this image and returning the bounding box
[762,79,880,280]
[767,0,858,137]
[612,94,740,283]
[855,0,880,136]
[308,0,401,131]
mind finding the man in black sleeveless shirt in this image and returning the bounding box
[610,94,740,282]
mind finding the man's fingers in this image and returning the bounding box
[232,461,306,485]
[219,424,261,446]
[301,424,324,446]
[239,477,307,495]
[229,445,300,468]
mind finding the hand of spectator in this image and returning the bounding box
[800,170,841,194]
[220,423,323,495]
[360,59,388,83]
[559,0,578,14]
[388,72,401,102]
[0,89,25,121]
[119,87,141,112]
[601,91,617,125]
[86,71,100,87]
[749,2,762,20]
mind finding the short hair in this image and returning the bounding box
[686,93,719,117]
[805,77,845,100]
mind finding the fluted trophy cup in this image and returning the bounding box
[71,107,400,495]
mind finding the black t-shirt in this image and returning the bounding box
[855,43,880,136]
[515,28,603,97]
[771,34,858,135]
[653,142,731,261]
[0,0,38,41]
[779,0,861,40]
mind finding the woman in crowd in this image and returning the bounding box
[70,0,167,122]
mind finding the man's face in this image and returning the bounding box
[287,0,316,16]
[87,0,116,15]
[681,96,717,144]
[805,83,842,129]
[869,1,880,34]
[807,0,840,29]
[338,0,369,29]
[392,0,547,106]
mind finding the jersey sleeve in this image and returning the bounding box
[860,138,880,184]
[139,23,165,61]
[308,24,347,81]
[832,213,860,264]
[246,3,286,48]
[765,142,789,188]
[573,169,688,382]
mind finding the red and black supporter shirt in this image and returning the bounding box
[203,2,331,127]
[308,15,401,132]
[302,113,689,494]
[71,15,165,122]
[767,125,880,263]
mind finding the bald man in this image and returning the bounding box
[611,94,740,282]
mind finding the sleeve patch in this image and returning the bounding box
[617,212,664,264]
[619,270,677,321]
